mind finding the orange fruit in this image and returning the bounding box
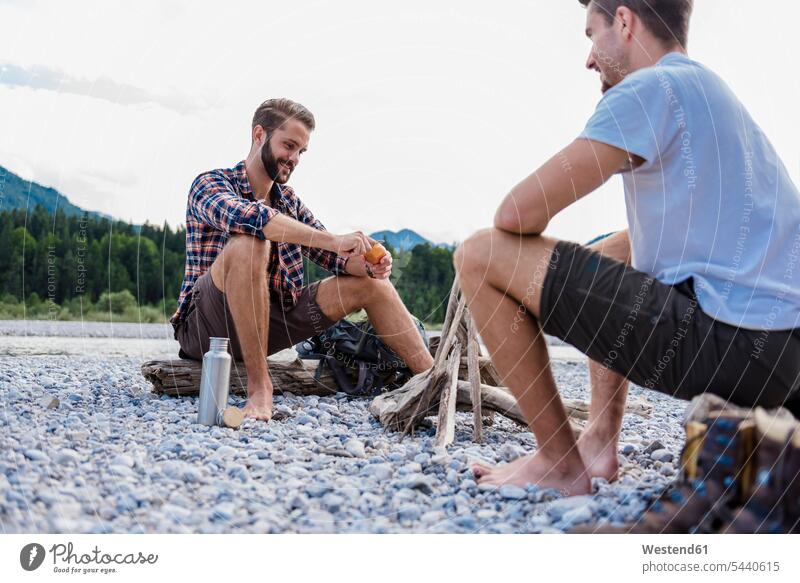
[364,243,387,264]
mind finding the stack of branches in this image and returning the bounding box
[369,280,654,446]
[370,280,488,446]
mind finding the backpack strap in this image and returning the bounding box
[319,355,359,395]
[354,362,371,394]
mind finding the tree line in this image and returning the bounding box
[0,206,455,324]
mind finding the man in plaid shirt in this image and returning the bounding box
[172,98,433,422]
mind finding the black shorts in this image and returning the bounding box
[540,241,800,417]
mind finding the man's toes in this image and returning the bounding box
[476,473,501,486]
[471,462,494,479]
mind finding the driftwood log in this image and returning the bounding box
[141,352,503,398]
[142,355,340,397]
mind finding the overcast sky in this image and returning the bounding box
[1,0,798,244]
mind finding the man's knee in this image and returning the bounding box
[222,235,269,271]
[358,275,396,303]
[211,234,269,291]
[454,228,495,278]
[456,227,537,281]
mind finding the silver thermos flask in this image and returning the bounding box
[197,337,243,428]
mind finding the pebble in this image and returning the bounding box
[110,454,135,468]
[659,463,676,477]
[399,474,436,495]
[55,449,81,465]
[214,445,237,459]
[397,503,422,523]
[361,463,393,481]
[38,395,60,410]
[413,453,431,465]
[420,510,446,524]
[322,493,346,513]
[23,449,50,463]
[183,467,203,483]
[344,439,366,459]
[643,440,665,455]
[649,449,674,463]
[547,496,595,521]
[212,502,236,521]
[108,465,135,478]
[305,483,332,498]
[288,494,308,511]
[562,504,595,527]
[226,464,249,482]
[498,484,527,500]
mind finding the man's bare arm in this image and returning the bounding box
[262,213,373,257]
[494,139,634,235]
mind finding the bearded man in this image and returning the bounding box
[171,98,433,422]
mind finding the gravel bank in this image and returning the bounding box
[0,349,687,533]
[0,320,174,339]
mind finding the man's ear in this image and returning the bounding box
[252,124,266,146]
[615,6,635,41]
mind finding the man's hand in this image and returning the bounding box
[331,231,374,258]
[346,250,393,279]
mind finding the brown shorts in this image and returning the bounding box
[173,272,336,360]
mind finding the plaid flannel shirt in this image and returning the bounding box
[171,160,347,327]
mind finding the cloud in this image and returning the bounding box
[0,62,206,114]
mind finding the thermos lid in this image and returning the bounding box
[221,406,245,429]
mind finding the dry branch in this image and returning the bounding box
[434,340,462,447]
[466,312,483,442]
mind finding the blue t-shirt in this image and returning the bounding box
[580,52,800,331]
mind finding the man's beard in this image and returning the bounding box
[260,140,293,184]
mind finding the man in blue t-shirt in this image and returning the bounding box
[455,0,800,497]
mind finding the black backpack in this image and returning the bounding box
[295,318,428,396]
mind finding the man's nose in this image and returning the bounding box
[289,150,300,166]
[586,48,598,71]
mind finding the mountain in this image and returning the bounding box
[370,228,448,251]
[0,164,100,218]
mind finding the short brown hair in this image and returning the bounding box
[252,98,315,134]
[579,0,693,48]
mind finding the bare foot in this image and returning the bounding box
[243,388,273,422]
[576,432,620,482]
[472,450,592,496]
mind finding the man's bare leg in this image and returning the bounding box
[209,234,273,421]
[576,230,631,482]
[454,228,591,495]
[578,362,629,481]
[315,276,434,374]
